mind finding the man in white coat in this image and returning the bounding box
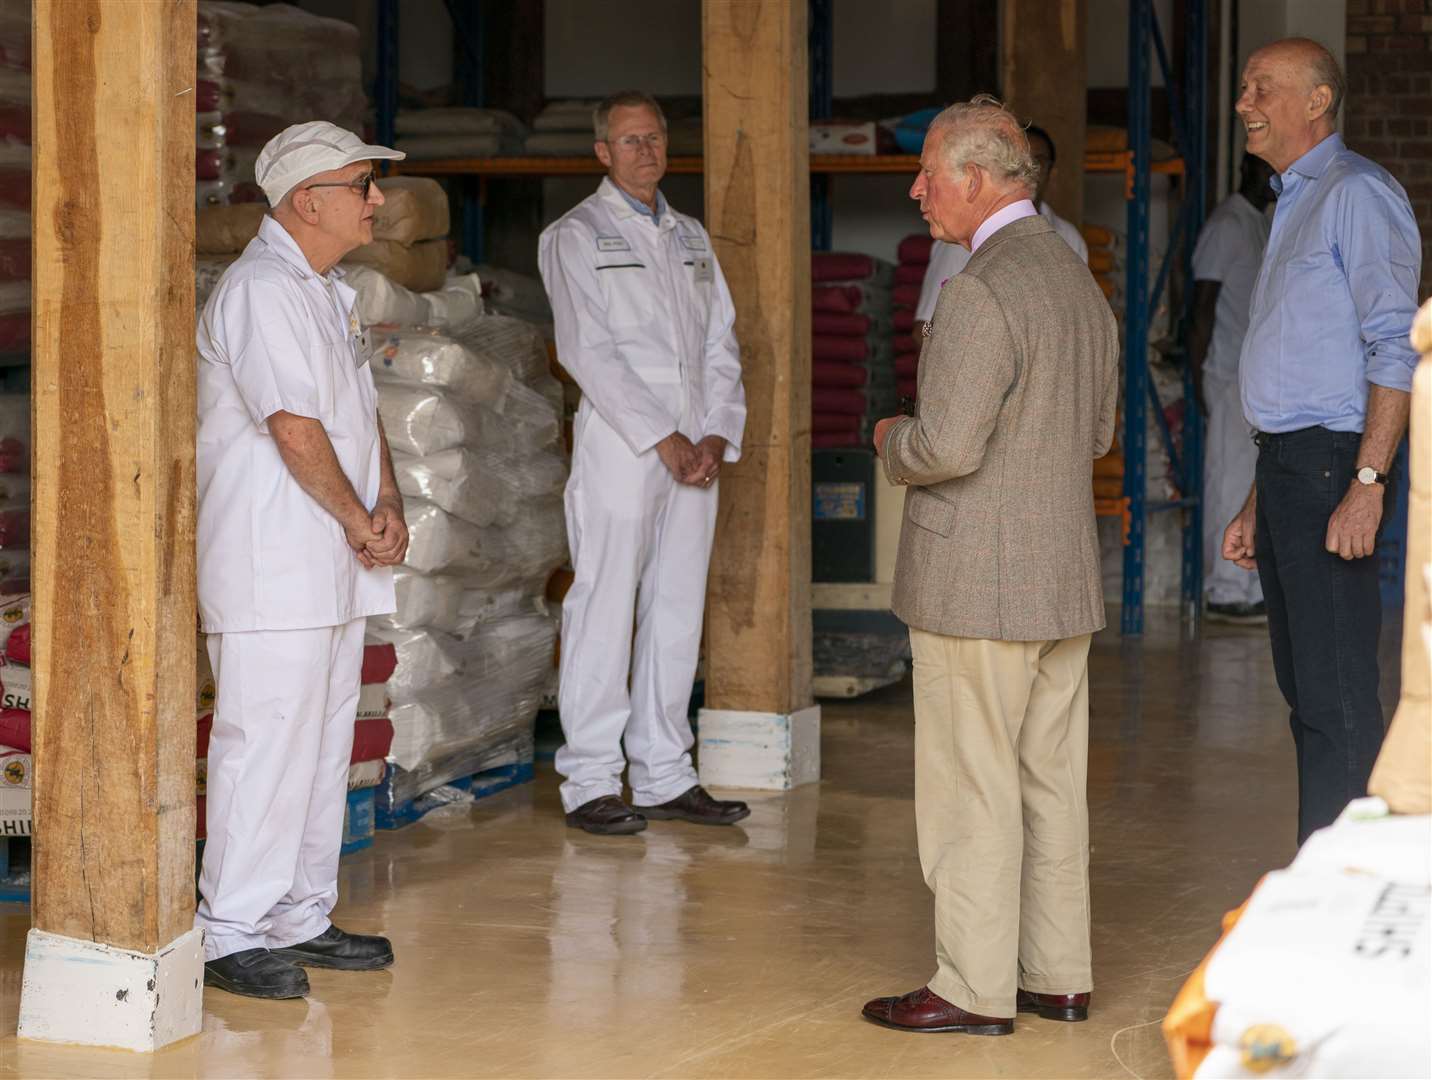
[538,91,750,835]
[1189,152,1275,623]
[196,122,409,998]
[914,124,1088,337]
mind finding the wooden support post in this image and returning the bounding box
[19,0,201,1051]
[698,0,818,791]
[1001,0,1088,225]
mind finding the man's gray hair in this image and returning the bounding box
[593,90,668,141]
[1289,37,1345,118]
[929,94,1041,196]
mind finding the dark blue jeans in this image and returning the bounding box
[1254,426,1386,845]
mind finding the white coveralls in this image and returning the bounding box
[538,178,746,813]
[1191,193,1270,606]
[195,215,396,961]
[915,201,1088,322]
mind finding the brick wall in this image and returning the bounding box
[1346,0,1432,300]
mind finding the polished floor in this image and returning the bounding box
[0,613,1399,1078]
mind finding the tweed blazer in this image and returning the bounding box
[883,214,1119,642]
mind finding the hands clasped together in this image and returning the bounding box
[655,432,727,487]
[345,496,410,570]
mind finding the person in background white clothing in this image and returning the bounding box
[538,91,750,836]
[914,123,1088,337]
[195,122,408,999]
[1189,153,1276,624]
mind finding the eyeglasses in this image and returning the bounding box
[609,133,667,151]
[306,171,376,199]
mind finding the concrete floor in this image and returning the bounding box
[0,613,1395,1079]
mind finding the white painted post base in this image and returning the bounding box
[696,704,821,790]
[18,926,204,1051]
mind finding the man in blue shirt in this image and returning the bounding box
[1221,38,1421,844]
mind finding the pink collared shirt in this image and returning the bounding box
[970,199,1039,254]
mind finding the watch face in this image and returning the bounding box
[1358,467,1378,485]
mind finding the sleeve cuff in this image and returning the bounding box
[253,397,322,434]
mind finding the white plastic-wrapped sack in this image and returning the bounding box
[386,614,555,771]
[403,496,565,585]
[367,327,511,405]
[435,582,547,639]
[392,446,567,528]
[497,381,561,450]
[470,265,553,329]
[375,383,484,457]
[366,624,464,700]
[344,268,484,330]
[376,380,555,457]
[449,313,550,384]
[368,567,464,631]
[344,265,429,327]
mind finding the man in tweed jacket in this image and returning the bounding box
[862,96,1119,1036]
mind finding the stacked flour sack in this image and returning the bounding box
[891,233,931,404]
[195,2,365,207]
[810,252,896,448]
[362,308,567,813]
[394,107,525,161]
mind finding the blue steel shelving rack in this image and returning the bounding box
[1121,0,1209,635]
[375,0,487,260]
[373,0,1213,637]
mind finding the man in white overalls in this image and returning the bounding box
[539,91,749,835]
[196,122,409,998]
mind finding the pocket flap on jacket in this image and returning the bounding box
[907,488,955,537]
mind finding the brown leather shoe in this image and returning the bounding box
[1017,990,1090,1022]
[564,795,648,835]
[639,785,750,826]
[861,987,1013,1035]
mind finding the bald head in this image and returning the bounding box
[1254,37,1344,117]
[1237,37,1343,174]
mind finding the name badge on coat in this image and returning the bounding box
[691,257,714,284]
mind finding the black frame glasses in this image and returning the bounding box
[305,172,375,199]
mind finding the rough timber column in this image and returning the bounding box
[698,0,818,790]
[19,0,202,1051]
[1001,0,1088,226]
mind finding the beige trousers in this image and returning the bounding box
[909,627,1094,1018]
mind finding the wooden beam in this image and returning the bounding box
[30,0,197,955]
[939,0,999,101]
[701,0,812,719]
[1001,0,1088,225]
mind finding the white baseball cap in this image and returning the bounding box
[255,120,405,206]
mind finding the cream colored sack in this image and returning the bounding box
[373,177,450,246]
[343,238,448,293]
[195,203,266,255]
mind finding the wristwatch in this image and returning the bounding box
[1355,466,1388,486]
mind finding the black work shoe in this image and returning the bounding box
[640,785,750,826]
[565,795,648,835]
[271,925,394,971]
[1205,600,1267,625]
[204,948,309,999]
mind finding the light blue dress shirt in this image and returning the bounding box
[615,183,667,225]
[1239,133,1421,434]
